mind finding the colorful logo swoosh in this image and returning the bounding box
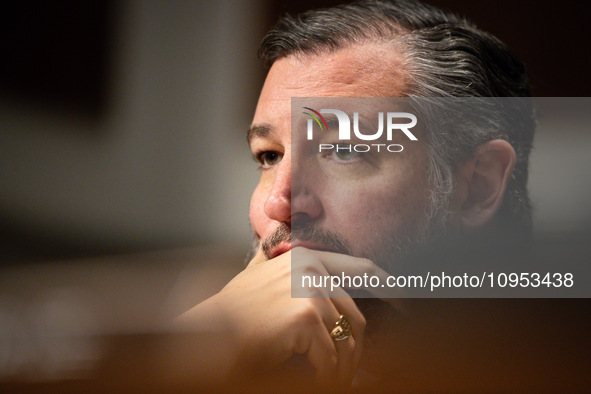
[302,107,329,131]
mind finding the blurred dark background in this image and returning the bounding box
[0,2,113,117]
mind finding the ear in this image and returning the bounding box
[458,139,516,232]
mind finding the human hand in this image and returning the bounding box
[176,246,391,386]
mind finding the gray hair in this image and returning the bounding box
[258,0,535,235]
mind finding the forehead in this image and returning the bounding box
[253,43,408,123]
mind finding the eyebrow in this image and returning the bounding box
[247,123,274,146]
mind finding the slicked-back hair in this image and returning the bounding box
[259,0,535,235]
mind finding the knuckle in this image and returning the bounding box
[343,337,356,353]
[305,287,327,298]
[357,257,381,277]
[290,246,311,259]
[356,257,375,272]
[327,349,338,366]
[292,247,322,267]
[293,263,322,277]
[291,301,322,327]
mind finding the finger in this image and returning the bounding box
[305,306,357,389]
[310,297,355,386]
[312,250,405,300]
[304,281,362,386]
[331,296,365,384]
[247,245,266,267]
[292,259,358,386]
[305,319,339,386]
[291,248,365,384]
[297,293,354,387]
[290,302,339,385]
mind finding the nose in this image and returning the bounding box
[263,152,322,226]
[263,157,292,225]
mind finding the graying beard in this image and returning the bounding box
[244,188,453,274]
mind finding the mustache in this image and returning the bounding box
[261,222,352,259]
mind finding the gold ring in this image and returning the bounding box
[330,315,352,341]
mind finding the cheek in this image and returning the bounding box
[326,164,431,243]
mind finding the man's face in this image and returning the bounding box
[248,44,435,270]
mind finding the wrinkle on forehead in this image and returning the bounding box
[262,42,408,100]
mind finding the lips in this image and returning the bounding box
[268,240,336,259]
[268,241,292,259]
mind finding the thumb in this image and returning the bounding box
[247,246,267,267]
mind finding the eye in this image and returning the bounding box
[256,150,283,169]
[329,144,359,162]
